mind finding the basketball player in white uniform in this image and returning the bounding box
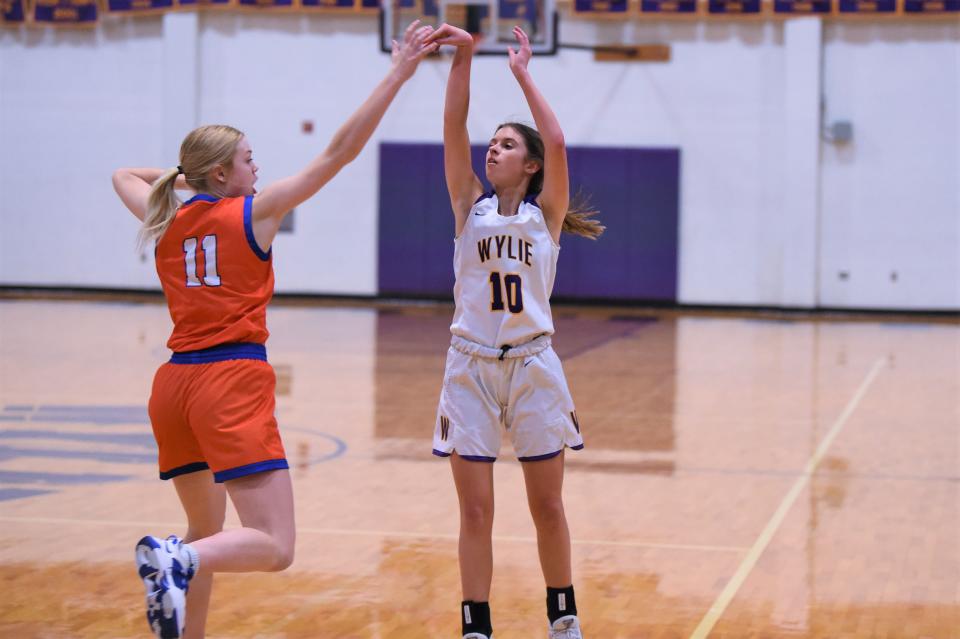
[427,24,604,639]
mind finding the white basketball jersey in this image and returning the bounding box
[450,192,560,348]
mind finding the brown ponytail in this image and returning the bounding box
[561,190,604,240]
[496,122,605,241]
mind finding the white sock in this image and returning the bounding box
[180,542,200,576]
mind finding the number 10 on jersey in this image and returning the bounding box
[489,272,523,313]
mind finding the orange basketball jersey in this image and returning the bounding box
[156,194,274,353]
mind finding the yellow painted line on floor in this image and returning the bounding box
[688,357,886,639]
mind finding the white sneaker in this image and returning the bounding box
[135,535,196,639]
[548,615,583,639]
[463,634,492,639]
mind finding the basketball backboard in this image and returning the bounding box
[379,0,557,55]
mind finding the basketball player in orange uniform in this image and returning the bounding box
[111,23,437,639]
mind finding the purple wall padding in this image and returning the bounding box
[377,143,679,302]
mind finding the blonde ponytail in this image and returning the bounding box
[561,190,604,240]
[136,124,244,250]
[138,167,182,250]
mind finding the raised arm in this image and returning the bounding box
[429,24,484,236]
[508,27,568,242]
[249,21,437,245]
[112,168,189,222]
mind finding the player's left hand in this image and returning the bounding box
[507,26,532,77]
[391,20,438,81]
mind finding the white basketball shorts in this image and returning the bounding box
[432,334,584,462]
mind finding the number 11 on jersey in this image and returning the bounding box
[183,235,221,287]
[489,271,523,313]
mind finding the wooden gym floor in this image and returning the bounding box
[0,297,957,638]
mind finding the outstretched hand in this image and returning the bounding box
[391,20,439,81]
[425,23,475,50]
[507,26,532,76]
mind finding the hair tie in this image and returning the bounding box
[177,165,184,175]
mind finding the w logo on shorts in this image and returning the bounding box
[440,415,451,441]
[570,411,581,434]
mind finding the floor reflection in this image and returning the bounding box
[373,308,679,475]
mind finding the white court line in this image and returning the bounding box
[688,357,887,639]
[0,515,747,554]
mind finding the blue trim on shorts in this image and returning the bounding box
[214,458,288,483]
[159,461,210,480]
[244,195,272,261]
[518,450,563,462]
[169,343,267,364]
[518,444,585,462]
[432,449,497,463]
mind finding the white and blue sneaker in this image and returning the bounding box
[548,615,583,639]
[135,535,196,639]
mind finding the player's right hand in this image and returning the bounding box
[391,20,438,81]
[426,23,475,50]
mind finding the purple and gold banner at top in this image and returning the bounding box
[708,0,762,12]
[177,0,235,8]
[641,0,699,12]
[32,0,99,25]
[774,0,833,12]
[903,0,959,10]
[105,0,175,14]
[236,0,296,9]
[574,0,628,13]
[838,0,896,11]
[13,0,960,27]
[301,0,358,9]
[1,0,26,23]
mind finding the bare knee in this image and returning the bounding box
[269,538,295,571]
[270,551,294,572]
[460,500,494,532]
[529,497,566,531]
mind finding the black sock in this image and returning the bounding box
[546,585,577,624]
[461,600,492,637]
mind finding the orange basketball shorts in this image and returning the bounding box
[148,347,287,483]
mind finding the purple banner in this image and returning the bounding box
[839,0,896,10]
[774,0,832,12]
[708,0,761,12]
[301,0,356,7]
[1,0,25,22]
[106,0,176,13]
[32,0,99,24]
[904,0,959,10]
[177,0,234,8]
[641,0,698,12]
[574,0,628,12]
